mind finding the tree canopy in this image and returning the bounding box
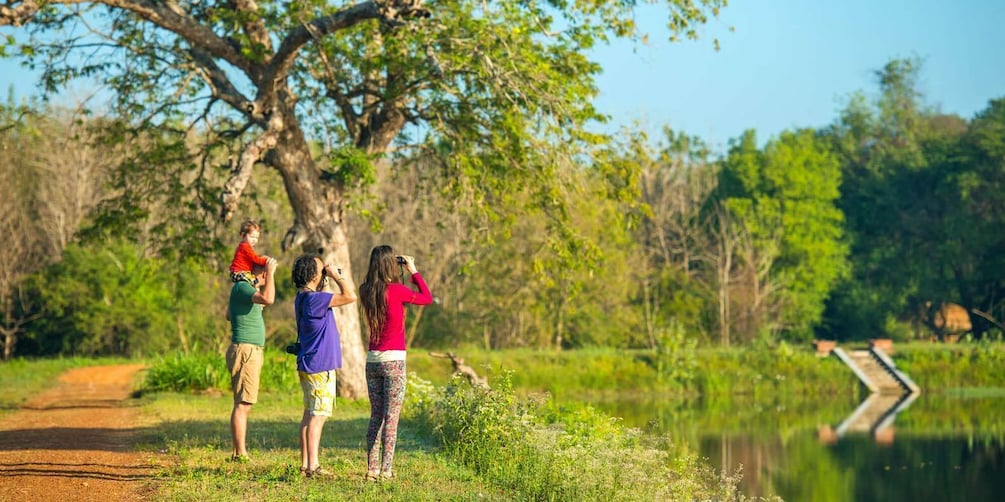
[0,0,727,394]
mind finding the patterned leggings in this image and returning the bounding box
[366,360,406,473]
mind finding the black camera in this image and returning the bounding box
[285,342,301,355]
[396,256,406,265]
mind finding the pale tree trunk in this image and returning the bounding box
[269,115,368,399]
[711,204,740,348]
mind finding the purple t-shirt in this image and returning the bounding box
[295,290,342,374]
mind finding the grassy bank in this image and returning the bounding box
[136,342,1005,401]
[1,353,743,500]
[134,375,739,501]
[406,341,1005,400]
[6,342,1001,500]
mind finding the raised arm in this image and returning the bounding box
[324,263,357,307]
[251,258,278,306]
[400,255,433,305]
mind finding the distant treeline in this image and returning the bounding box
[1,58,1002,358]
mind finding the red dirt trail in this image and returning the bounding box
[0,364,164,501]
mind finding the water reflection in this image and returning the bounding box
[820,391,919,445]
[586,393,1005,501]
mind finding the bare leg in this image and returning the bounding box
[304,414,328,470]
[299,409,310,471]
[230,402,252,457]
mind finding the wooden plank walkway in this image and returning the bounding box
[828,346,921,441]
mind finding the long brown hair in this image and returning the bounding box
[359,245,398,345]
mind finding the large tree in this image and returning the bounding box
[0,0,725,395]
[717,129,847,342]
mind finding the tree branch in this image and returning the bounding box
[0,0,257,76]
[229,0,272,54]
[189,47,255,117]
[264,2,381,100]
[300,19,360,139]
[219,112,284,222]
[430,351,489,388]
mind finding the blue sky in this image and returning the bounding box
[2,0,1003,154]
[591,0,1005,151]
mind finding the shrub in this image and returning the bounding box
[144,351,226,392]
[408,373,745,501]
[144,348,300,393]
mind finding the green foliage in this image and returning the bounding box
[143,349,301,394]
[324,146,376,188]
[409,373,742,501]
[654,319,699,384]
[144,350,228,392]
[718,129,849,342]
[22,240,228,357]
[896,341,1005,389]
[824,59,1005,340]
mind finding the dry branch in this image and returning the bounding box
[429,351,489,388]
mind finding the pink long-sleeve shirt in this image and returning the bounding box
[369,273,433,351]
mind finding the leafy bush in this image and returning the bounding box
[22,240,228,357]
[407,373,745,501]
[144,350,227,392]
[144,348,301,393]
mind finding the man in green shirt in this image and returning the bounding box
[226,258,277,461]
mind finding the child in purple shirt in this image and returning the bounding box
[291,254,356,478]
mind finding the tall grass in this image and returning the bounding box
[406,341,1005,402]
[143,347,300,393]
[408,374,749,501]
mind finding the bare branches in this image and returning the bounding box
[266,2,380,98]
[189,47,255,116]
[219,111,284,222]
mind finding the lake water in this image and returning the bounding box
[586,391,1005,501]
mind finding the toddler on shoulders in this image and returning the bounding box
[230,220,271,286]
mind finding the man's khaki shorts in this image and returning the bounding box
[226,343,263,404]
[299,370,337,417]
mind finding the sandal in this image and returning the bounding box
[366,470,380,482]
[306,466,334,479]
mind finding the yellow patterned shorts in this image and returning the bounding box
[299,370,337,417]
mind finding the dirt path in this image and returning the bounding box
[0,364,164,501]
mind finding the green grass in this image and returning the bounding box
[138,391,511,501]
[10,342,1004,500]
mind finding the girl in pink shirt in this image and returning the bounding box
[359,245,432,481]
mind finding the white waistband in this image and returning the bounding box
[367,350,407,363]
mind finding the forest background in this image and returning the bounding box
[3,56,1003,364]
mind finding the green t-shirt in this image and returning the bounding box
[229,281,265,346]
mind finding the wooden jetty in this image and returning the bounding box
[826,346,920,441]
